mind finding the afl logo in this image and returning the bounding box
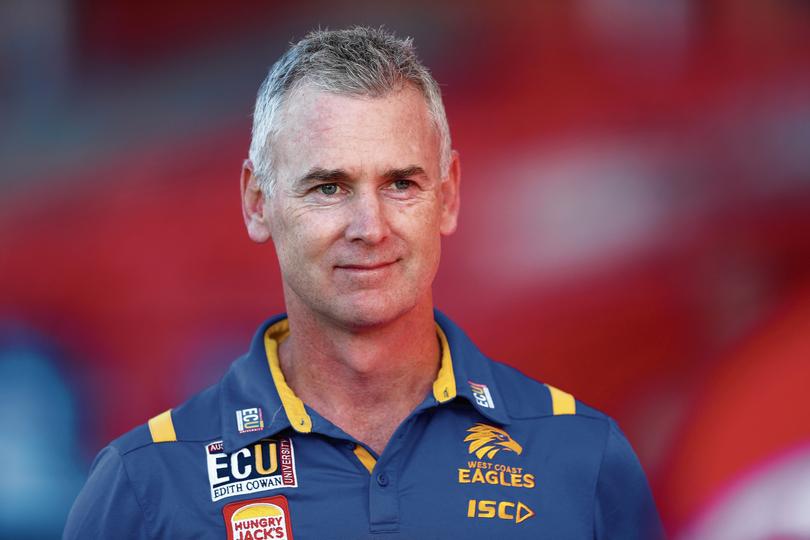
[223,495,293,540]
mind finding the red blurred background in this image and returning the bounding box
[1,1,809,538]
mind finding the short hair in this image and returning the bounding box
[248,26,452,195]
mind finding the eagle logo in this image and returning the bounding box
[464,423,523,459]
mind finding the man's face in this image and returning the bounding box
[245,84,460,329]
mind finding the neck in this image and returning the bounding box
[278,296,440,453]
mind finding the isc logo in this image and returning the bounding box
[467,499,535,524]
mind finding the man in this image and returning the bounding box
[64,27,664,539]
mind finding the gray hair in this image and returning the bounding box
[248,26,452,195]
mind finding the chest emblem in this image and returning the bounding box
[206,438,298,501]
[459,424,537,524]
[458,424,535,489]
[465,423,523,459]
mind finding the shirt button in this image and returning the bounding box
[376,473,389,487]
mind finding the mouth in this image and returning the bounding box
[334,259,399,271]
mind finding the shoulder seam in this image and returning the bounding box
[116,446,157,540]
[118,436,219,457]
[507,410,609,422]
[591,417,615,538]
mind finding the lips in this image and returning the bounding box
[335,260,398,271]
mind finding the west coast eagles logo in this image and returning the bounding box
[464,423,523,459]
[459,423,536,522]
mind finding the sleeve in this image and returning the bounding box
[594,419,666,540]
[63,446,152,540]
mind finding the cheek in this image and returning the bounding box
[393,208,443,268]
[420,210,445,274]
[274,209,341,268]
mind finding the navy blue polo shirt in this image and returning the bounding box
[64,311,664,539]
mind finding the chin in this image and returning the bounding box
[328,292,417,331]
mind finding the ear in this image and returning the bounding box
[240,159,273,243]
[439,150,461,236]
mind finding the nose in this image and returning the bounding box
[345,189,390,244]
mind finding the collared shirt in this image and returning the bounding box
[64,311,664,539]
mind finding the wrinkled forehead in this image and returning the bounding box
[272,84,442,181]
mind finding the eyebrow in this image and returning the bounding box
[294,165,428,188]
[382,166,427,181]
[295,168,351,187]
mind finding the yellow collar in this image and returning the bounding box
[263,318,457,433]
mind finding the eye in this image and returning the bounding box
[392,179,413,190]
[317,183,339,195]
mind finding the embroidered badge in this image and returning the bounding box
[457,423,535,490]
[223,495,294,540]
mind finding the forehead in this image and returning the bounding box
[273,84,440,179]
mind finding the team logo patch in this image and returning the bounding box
[465,423,523,459]
[458,424,536,493]
[223,495,293,540]
[236,407,264,434]
[468,381,495,409]
[206,438,297,501]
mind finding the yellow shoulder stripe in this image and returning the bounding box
[545,384,576,415]
[353,444,376,474]
[148,409,177,443]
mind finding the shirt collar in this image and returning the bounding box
[434,309,511,426]
[221,311,510,453]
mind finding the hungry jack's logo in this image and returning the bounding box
[464,423,523,459]
[223,495,293,540]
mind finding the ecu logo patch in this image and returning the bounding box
[206,438,297,501]
[465,423,523,459]
[468,381,495,408]
[236,407,264,434]
[223,495,293,540]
